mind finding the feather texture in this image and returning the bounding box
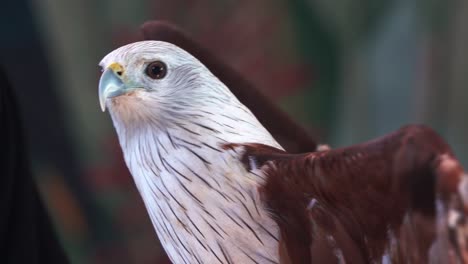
[101,41,284,263]
[234,125,468,263]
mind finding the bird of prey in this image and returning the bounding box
[99,40,468,263]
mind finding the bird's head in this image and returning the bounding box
[99,40,280,149]
[99,41,233,128]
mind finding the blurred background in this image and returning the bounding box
[1,0,468,263]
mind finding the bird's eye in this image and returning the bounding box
[145,61,167,79]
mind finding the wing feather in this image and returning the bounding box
[237,125,468,263]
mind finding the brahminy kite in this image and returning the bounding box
[98,36,468,263]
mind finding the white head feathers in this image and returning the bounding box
[99,40,280,149]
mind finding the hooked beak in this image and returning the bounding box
[99,62,147,112]
[99,63,128,112]
[99,65,127,112]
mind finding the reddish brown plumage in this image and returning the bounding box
[236,125,468,263]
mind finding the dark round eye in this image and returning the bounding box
[145,61,167,79]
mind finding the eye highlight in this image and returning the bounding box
[145,61,167,79]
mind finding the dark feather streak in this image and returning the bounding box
[217,240,234,264]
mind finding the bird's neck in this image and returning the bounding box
[112,104,282,263]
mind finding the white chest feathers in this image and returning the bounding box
[123,131,280,264]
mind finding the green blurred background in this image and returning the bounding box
[2,0,468,263]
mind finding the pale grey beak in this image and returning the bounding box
[99,68,126,112]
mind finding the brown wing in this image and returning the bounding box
[236,125,468,263]
[140,20,318,153]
